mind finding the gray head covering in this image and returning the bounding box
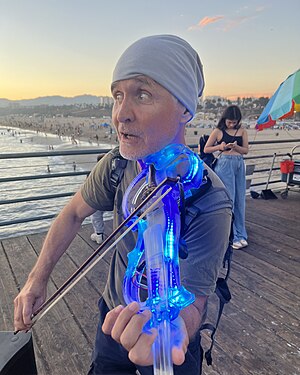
[112,34,204,117]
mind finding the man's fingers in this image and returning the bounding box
[14,296,31,331]
[102,305,124,334]
[14,289,46,331]
[119,309,151,350]
[102,303,190,367]
[172,346,186,366]
[22,302,34,327]
[128,328,157,366]
[110,302,140,342]
[13,298,23,331]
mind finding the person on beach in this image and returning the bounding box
[14,35,232,375]
[204,105,249,250]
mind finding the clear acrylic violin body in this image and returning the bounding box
[122,144,204,374]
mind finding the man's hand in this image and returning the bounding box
[102,302,188,366]
[14,279,47,331]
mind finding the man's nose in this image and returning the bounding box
[116,97,134,123]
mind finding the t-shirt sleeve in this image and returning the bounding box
[180,206,232,296]
[81,152,116,211]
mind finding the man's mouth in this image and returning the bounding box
[120,131,137,139]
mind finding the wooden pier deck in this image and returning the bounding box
[1,191,299,375]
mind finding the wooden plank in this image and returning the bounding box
[232,250,300,297]
[202,344,250,375]
[29,224,111,296]
[28,232,103,346]
[212,307,299,375]
[204,293,299,374]
[0,242,18,330]
[203,312,276,374]
[230,262,299,319]
[228,280,299,344]
[0,236,51,374]
[246,208,298,238]
[3,235,92,375]
[246,191,300,221]
[246,221,300,264]
[245,193,300,239]
[213,279,300,346]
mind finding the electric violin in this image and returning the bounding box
[122,143,204,374]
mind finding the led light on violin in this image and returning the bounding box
[122,144,204,375]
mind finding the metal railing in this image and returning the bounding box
[0,140,299,238]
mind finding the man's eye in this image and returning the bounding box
[138,92,151,101]
[113,93,123,102]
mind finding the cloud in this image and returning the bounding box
[188,15,224,30]
[221,16,249,31]
[188,6,266,32]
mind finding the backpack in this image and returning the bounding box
[198,134,217,169]
[109,146,232,366]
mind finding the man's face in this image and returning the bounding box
[111,76,186,160]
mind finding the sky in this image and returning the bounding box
[1,0,299,101]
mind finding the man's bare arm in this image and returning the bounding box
[180,295,207,340]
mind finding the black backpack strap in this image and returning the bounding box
[182,173,212,232]
[200,216,234,366]
[200,275,232,365]
[223,214,234,281]
[109,147,128,189]
[182,177,234,367]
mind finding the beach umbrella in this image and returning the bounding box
[256,69,300,131]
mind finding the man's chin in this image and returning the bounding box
[119,146,143,161]
[119,143,165,161]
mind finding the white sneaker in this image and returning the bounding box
[90,233,104,244]
[240,239,248,248]
[232,241,243,250]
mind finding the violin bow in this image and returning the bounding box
[23,176,179,328]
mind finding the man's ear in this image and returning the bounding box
[180,109,192,124]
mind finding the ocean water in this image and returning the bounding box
[0,126,112,239]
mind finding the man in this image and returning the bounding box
[14,35,232,374]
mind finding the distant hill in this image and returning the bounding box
[0,95,109,107]
[0,98,12,108]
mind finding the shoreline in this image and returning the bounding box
[0,115,118,150]
[1,114,300,152]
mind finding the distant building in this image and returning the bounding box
[204,96,228,106]
[99,96,114,106]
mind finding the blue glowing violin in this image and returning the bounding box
[122,144,204,374]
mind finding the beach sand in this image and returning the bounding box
[0,115,118,149]
[1,114,300,154]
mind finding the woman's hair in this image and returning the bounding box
[217,105,242,130]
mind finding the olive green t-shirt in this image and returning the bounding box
[81,148,232,310]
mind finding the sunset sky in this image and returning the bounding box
[1,0,299,101]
